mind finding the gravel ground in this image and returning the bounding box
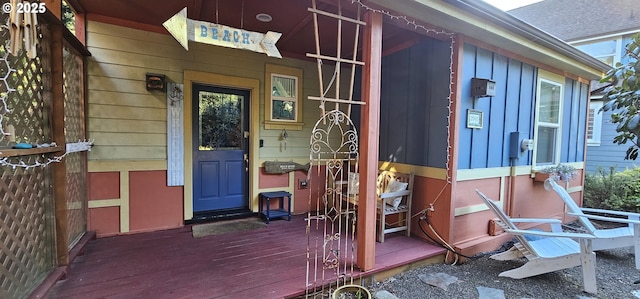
[370,245,639,299]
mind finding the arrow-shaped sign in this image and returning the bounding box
[163,7,282,58]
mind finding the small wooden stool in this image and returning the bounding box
[259,191,292,224]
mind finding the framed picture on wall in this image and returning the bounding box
[467,109,483,129]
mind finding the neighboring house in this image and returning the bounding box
[1,0,609,297]
[510,0,640,173]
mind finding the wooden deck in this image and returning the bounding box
[46,215,444,299]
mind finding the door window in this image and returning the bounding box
[198,91,243,150]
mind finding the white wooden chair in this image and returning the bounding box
[475,190,597,294]
[376,171,414,243]
[546,179,640,269]
[342,171,413,242]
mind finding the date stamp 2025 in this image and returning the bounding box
[2,2,46,14]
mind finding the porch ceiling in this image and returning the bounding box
[72,0,428,59]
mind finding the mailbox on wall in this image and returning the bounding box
[146,73,166,92]
[471,78,496,97]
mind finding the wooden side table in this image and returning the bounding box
[259,191,292,224]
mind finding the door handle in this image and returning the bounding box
[244,154,249,172]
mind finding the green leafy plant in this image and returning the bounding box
[584,166,640,213]
[62,1,76,35]
[541,164,578,181]
[600,33,640,160]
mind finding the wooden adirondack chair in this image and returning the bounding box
[475,190,598,294]
[546,179,640,269]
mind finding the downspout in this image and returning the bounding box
[508,158,516,216]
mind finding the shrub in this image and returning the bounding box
[584,167,640,213]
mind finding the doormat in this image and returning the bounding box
[191,218,267,238]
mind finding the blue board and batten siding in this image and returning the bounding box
[586,107,639,172]
[376,39,451,168]
[457,44,589,169]
[561,79,589,163]
[586,110,640,173]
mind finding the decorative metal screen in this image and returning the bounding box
[0,15,56,299]
[307,110,359,297]
[63,41,86,248]
[305,1,365,297]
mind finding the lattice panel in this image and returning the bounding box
[63,41,84,142]
[0,23,50,147]
[63,41,86,247]
[0,160,54,299]
[64,152,85,246]
[0,10,56,299]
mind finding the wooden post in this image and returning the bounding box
[357,11,382,271]
[50,21,69,266]
[43,0,62,19]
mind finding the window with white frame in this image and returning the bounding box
[587,100,603,146]
[533,70,564,166]
[265,64,304,130]
[270,74,297,121]
[574,37,622,67]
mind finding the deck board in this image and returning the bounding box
[47,215,443,299]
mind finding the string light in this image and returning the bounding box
[0,25,93,170]
[349,0,455,184]
[350,0,455,38]
[348,1,459,262]
[0,140,93,170]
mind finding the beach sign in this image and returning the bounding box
[163,7,282,58]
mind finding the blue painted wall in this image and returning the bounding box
[586,106,639,173]
[376,39,451,168]
[457,44,589,169]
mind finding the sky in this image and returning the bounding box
[482,0,543,11]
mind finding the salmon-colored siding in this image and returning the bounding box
[88,207,120,237]
[88,172,119,200]
[259,168,289,189]
[129,171,183,233]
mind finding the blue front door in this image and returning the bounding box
[192,84,249,213]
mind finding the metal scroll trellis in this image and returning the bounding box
[307,110,360,297]
[305,0,459,295]
[306,0,366,297]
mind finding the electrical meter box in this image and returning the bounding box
[509,132,533,158]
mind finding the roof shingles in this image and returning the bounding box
[509,0,640,41]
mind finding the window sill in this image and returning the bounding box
[264,120,304,131]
